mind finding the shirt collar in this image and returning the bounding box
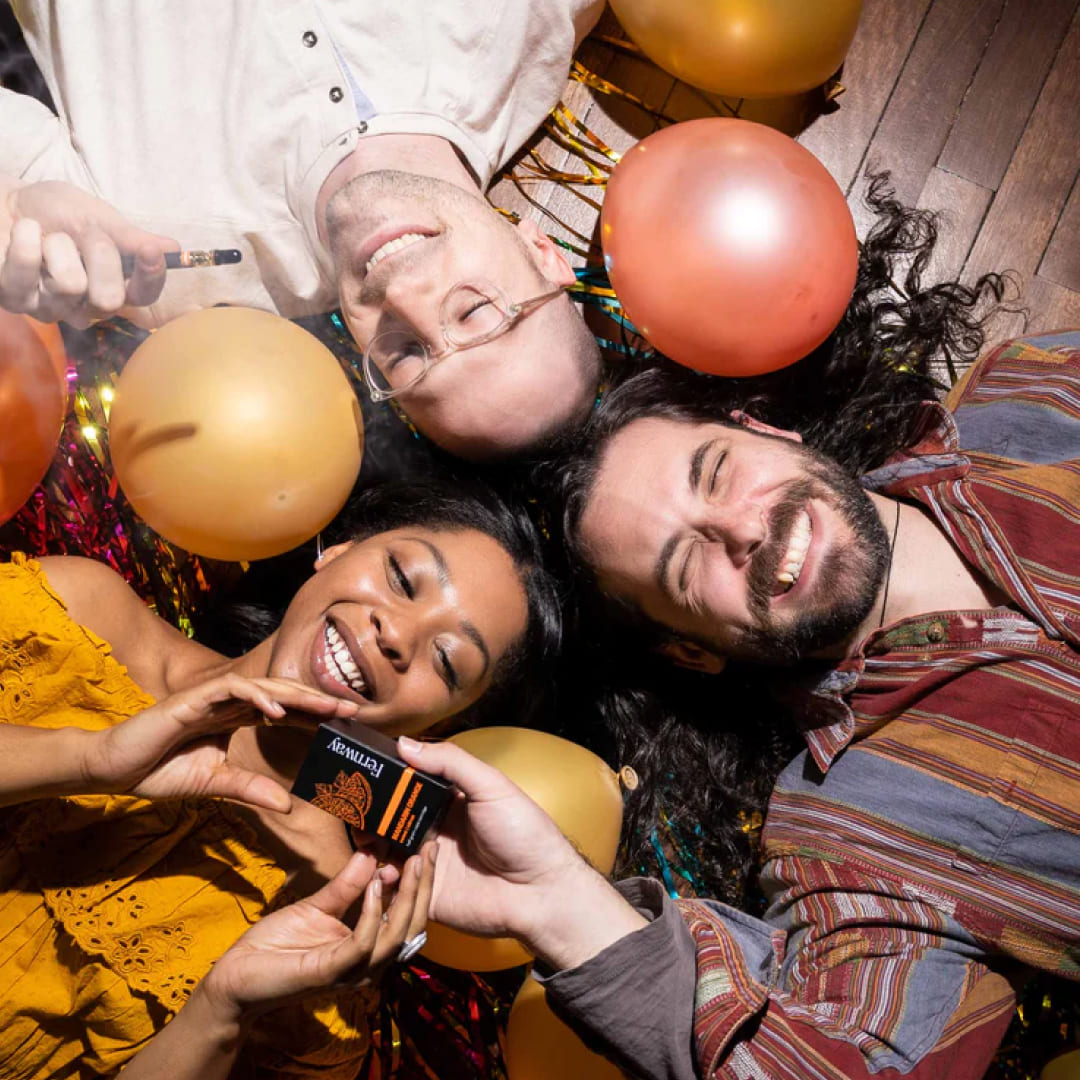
[796,399,963,772]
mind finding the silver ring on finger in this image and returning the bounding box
[396,930,427,964]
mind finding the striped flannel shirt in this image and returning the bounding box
[545,332,1079,1079]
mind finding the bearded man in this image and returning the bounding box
[398,330,1079,1080]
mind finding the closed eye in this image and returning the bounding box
[386,340,427,369]
[708,451,726,495]
[388,554,414,599]
[677,539,698,597]
[436,643,460,693]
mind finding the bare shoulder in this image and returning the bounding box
[36,556,221,697]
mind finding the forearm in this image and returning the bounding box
[537,878,700,1080]
[543,883,1017,1080]
[120,986,247,1080]
[0,723,95,807]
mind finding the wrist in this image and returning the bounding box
[27,727,99,799]
[519,861,649,972]
[190,972,253,1033]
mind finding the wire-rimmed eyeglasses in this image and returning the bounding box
[362,280,566,403]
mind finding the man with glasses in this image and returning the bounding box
[0,0,603,460]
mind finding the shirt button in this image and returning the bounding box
[357,120,368,134]
[926,622,946,643]
[302,30,318,47]
[329,86,344,103]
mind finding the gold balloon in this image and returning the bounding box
[1043,1051,1080,1080]
[109,308,363,562]
[608,0,863,99]
[422,727,623,972]
[506,976,626,1080]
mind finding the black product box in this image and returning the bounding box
[291,720,454,855]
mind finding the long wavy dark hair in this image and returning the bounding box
[539,176,1009,904]
[192,479,563,731]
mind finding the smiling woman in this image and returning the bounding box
[0,480,560,1078]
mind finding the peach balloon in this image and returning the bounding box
[421,727,623,972]
[109,307,364,562]
[506,976,626,1080]
[609,0,863,99]
[602,118,858,377]
[25,316,69,399]
[0,310,67,524]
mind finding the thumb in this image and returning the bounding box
[396,737,519,802]
[205,765,294,815]
[304,852,377,918]
[118,229,178,307]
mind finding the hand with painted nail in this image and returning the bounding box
[199,844,436,1018]
[117,845,437,1080]
[79,673,361,812]
[0,173,177,327]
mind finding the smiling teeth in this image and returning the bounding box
[777,510,812,593]
[365,232,427,274]
[325,622,367,695]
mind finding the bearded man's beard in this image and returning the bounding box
[733,452,891,664]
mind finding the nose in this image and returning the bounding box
[379,279,447,354]
[701,501,767,568]
[370,607,415,670]
[383,267,439,310]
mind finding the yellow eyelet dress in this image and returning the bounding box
[0,555,374,1078]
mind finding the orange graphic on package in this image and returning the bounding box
[311,770,374,828]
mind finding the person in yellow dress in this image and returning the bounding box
[0,481,560,1079]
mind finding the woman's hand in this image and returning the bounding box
[80,673,360,812]
[199,845,436,1022]
[117,848,435,1080]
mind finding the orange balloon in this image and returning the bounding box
[422,728,623,971]
[109,307,364,561]
[25,316,70,398]
[609,0,863,99]
[0,310,67,524]
[506,976,626,1080]
[602,119,858,377]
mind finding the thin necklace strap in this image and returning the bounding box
[878,500,902,629]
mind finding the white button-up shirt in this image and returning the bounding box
[1,0,601,326]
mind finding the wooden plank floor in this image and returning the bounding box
[492,0,1080,344]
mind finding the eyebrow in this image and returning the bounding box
[405,535,492,676]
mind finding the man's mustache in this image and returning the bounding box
[746,480,819,621]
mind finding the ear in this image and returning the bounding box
[658,639,727,674]
[515,218,576,286]
[313,541,351,572]
[729,409,803,444]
